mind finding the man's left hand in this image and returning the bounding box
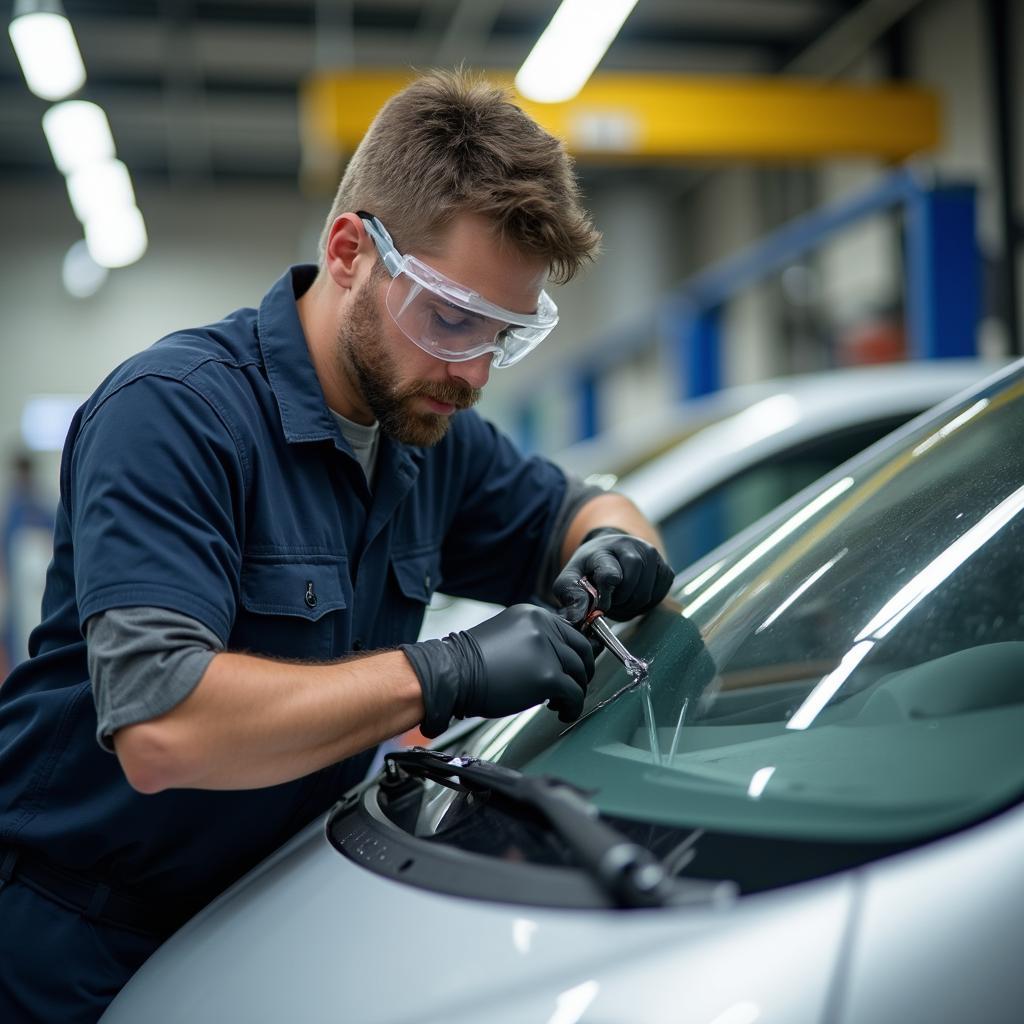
[554,527,674,626]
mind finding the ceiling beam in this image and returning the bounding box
[302,70,940,166]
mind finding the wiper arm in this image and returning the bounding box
[381,748,705,909]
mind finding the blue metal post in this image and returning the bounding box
[664,300,723,399]
[905,185,980,359]
[514,401,538,453]
[690,306,723,396]
[575,370,600,441]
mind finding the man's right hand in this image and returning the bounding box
[401,604,596,738]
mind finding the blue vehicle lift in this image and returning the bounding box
[522,168,980,446]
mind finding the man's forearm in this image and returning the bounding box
[559,492,665,565]
[114,649,424,793]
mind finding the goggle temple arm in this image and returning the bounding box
[357,212,404,278]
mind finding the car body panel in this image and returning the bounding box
[839,803,1024,1024]
[103,800,1024,1023]
[102,809,854,1024]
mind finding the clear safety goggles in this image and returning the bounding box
[358,212,558,368]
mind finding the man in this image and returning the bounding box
[0,70,672,1021]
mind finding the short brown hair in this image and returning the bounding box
[319,69,601,284]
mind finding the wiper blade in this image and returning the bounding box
[382,748,719,910]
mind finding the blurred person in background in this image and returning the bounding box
[0,70,672,1021]
[0,452,55,675]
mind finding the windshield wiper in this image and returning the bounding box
[380,748,726,910]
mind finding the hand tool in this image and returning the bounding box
[577,577,649,683]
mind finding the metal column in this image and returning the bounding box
[665,300,723,400]
[984,0,1022,355]
[575,370,600,441]
[904,185,980,359]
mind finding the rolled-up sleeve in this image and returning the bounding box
[87,606,224,751]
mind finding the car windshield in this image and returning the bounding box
[458,362,1024,850]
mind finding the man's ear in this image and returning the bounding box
[323,212,373,290]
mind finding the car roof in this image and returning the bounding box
[556,359,1001,485]
[589,360,1003,524]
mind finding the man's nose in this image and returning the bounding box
[448,353,492,390]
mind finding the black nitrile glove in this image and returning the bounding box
[401,604,596,738]
[554,527,674,626]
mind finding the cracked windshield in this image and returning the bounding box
[467,367,1024,848]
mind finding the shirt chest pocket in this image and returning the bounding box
[232,557,350,660]
[385,548,443,644]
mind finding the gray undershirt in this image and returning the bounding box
[87,607,223,752]
[330,409,380,484]
[86,469,603,752]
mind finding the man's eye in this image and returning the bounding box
[430,309,472,333]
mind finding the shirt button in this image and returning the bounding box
[304,581,318,608]
[352,639,364,651]
[424,572,431,590]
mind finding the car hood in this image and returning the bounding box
[102,812,855,1024]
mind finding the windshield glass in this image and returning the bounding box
[461,364,1024,848]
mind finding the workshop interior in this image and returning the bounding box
[2,2,1024,1022]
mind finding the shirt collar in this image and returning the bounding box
[255,264,422,474]
[257,264,338,445]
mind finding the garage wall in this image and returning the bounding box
[674,0,1024,392]
[908,0,997,233]
[699,169,785,387]
[812,0,1021,364]
[0,182,323,505]
[473,178,687,448]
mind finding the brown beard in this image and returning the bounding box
[336,280,481,447]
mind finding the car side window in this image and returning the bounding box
[659,415,909,570]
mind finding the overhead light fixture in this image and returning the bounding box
[66,158,136,223]
[85,205,148,268]
[62,239,109,298]
[12,3,150,274]
[515,0,639,104]
[42,100,116,175]
[8,0,86,101]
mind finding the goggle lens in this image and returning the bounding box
[385,276,550,367]
[358,212,558,369]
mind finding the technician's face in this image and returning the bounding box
[338,213,548,447]
[336,277,481,447]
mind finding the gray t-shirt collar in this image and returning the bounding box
[330,409,381,484]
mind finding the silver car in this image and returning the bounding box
[103,359,1024,1024]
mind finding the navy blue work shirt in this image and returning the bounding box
[0,265,570,924]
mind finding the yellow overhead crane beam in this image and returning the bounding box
[301,71,940,166]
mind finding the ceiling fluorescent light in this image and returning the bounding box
[66,158,136,223]
[62,240,109,299]
[42,101,116,175]
[515,0,639,104]
[85,205,148,268]
[8,1,86,101]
